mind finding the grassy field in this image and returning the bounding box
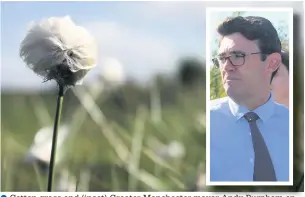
[1,61,304,192]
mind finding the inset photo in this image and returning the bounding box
[206,7,293,186]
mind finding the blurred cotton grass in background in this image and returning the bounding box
[19,15,98,191]
[24,125,69,165]
[24,125,77,191]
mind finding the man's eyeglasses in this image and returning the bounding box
[212,52,265,68]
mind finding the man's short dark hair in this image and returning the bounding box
[217,16,282,82]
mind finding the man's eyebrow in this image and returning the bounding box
[231,50,245,54]
[217,50,245,56]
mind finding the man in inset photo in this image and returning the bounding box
[209,15,290,182]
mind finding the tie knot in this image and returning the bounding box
[244,112,259,122]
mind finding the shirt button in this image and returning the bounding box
[250,158,254,163]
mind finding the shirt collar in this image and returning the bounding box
[228,94,275,122]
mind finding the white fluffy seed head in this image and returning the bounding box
[101,58,125,84]
[19,16,98,85]
[24,125,70,163]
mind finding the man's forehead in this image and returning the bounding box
[218,33,259,55]
[217,50,244,56]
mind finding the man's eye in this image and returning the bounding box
[233,53,245,58]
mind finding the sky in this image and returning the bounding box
[1,1,207,91]
[1,1,303,92]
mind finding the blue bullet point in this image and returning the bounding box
[1,195,7,197]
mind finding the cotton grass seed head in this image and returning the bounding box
[101,58,125,84]
[24,125,70,164]
[20,16,98,87]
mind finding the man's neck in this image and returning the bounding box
[276,98,289,108]
[234,91,271,111]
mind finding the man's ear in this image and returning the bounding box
[266,52,281,73]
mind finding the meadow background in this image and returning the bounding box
[1,1,304,192]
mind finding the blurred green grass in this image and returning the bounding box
[1,58,208,191]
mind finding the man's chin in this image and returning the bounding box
[224,83,238,90]
[225,86,241,98]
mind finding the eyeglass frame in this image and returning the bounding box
[212,51,269,68]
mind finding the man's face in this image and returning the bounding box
[217,32,278,100]
[271,63,289,104]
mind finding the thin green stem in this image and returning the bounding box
[33,163,44,191]
[47,85,65,191]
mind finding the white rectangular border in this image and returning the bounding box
[205,7,294,186]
